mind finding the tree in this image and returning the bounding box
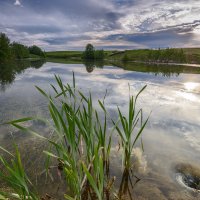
[11,42,29,59]
[0,33,45,62]
[29,45,45,57]
[95,49,104,60]
[82,44,95,59]
[0,33,11,62]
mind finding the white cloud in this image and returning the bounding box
[14,0,21,6]
[118,1,200,33]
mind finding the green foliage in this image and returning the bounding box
[11,42,30,59]
[0,32,45,62]
[110,48,187,63]
[82,44,95,59]
[0,145,39,200]
[32,74,110,199]
[29,45,45,58]
[45,50,110,61]
[95,50,105,60]
[0,33,11,62]
[152,48,186,63]
[122,54,129,62]
[112,85,149,168]
[45,51,82,60]
[82,44,105,60]
[40,47,200,64]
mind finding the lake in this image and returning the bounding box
[0,60,200,199]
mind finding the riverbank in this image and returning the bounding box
[45,48,200,65]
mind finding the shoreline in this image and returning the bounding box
[107,59,200,68]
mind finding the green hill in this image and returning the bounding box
[45,48,200,64]
[108,48,200,64]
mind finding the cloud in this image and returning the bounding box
[43,35,92,45]
[0,0,200,50]
[104,28,193,48]
[14,0,21,6]
[14,25,63,34]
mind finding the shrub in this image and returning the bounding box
[29,45,45,57]
[11,42,30,59]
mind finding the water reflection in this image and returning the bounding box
[2,60,200,93]
[1,60,200,199]
[0,60,45,91]
[111,61,200,77]
[84,60,200,78]
[184,82,199,91]
[30,59,46,69]
[83,60,104,73]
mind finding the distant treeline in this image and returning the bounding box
[0,33,45,63]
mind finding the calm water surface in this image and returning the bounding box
[0,60,200,199]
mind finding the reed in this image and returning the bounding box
[36,74,107,199]
[112,85,149,169]
[0,73,149,199]
[0,145,39,200]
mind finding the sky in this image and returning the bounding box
[0,0,200,51]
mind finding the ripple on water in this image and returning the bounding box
[175,163,200,192]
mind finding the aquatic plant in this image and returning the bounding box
[0,145,39,200]
[112,85,149,169]
[36,74,108,199]
[0,73,149,200]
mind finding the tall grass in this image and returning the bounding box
[113,85,150,168]
[0,73,149,200]
[36,73,108,199]
[0,145,39,200]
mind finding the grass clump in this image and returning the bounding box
[113,85,150,168]
[0,145,39,200]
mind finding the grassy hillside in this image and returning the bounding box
[183,48,200,63]
[45,48,200,64]
[46,50,119,60]
[46,57,83,64]
[45,51,83,60]
[108,48,200,64]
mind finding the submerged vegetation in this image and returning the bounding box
[0,73,149,199]
[0,33,45,63]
